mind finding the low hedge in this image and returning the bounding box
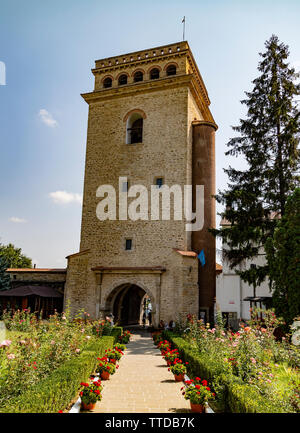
[0,336,115,413]
[111,326,123,339]
[162,331,282,413]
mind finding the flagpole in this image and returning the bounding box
[182,16,185,40]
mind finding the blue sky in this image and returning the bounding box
[0,0,299,267]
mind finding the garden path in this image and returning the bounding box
[93,331,190,413]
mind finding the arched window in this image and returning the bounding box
[150,68,160,80]
[103,77,112,88]
[166,65,177,76]
[118,74,128,86]
[133,71,143,82]
[126,113,143,144]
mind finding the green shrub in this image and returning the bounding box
[111,326,123,339]
[162,331,281,413]
[0,336,115,413]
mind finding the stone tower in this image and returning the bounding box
[64,41,217,326]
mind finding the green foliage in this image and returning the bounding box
[80,379,102,405]
[0,336,114,413]
[162,329,297,413]
[211,35,300,288]
[266,188,300,326]
[0,256,10,291]
[170,362,186,376]
[118,330,131,344]
[114,343,126,351]
[111,326,123,339]
[0,243,32,269]
[183,378,215,406]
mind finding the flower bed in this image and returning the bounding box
[0,307,123,413]
[0,336,115,413]
[162,310,300,413]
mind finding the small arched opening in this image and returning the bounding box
[166,65,177,76]
[103,77,112,88]
[118,74,128,86]
[126,112,143,144]
[133,71,143,82]
[150,68,160,80]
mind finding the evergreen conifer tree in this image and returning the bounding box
[265,188,300,325]
[212,35,300,287]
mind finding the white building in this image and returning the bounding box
[216,219,272,328]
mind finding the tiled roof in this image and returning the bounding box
[7,268,67,273]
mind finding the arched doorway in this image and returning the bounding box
[111,284,147,326]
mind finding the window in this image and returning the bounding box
[126,113,143,144]
[103,77,112,88]
[150,68,160,80]
[133,71,143,82]
[118,74,127,86]
[155,177,163,188]
[166,65,176,76]
[125,239,132,250]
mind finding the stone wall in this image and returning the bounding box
[65,41,216,323]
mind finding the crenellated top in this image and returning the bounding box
[94,41,189,70]
[82,41,215,122]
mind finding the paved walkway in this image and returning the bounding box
[93,331,190,413]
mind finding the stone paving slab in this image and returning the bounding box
[93,332,191,413]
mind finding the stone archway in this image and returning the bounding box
[105,282,154,326]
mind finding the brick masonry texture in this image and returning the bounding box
[64,42,216,325]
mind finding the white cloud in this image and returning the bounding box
[38,109,58,127]
[9,216,27,223]
[49,190,82,205]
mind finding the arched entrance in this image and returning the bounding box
[110,283,149,326]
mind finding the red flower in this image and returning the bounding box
[195,385,200,389]
[195,377,201,381]
[58,410,63,413]
[206,387,210,391]
[202,380,208,386]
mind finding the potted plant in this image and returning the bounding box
[80,380,102,411]
[118,330,131,344]
[164,349,179,366]
[105,348,123,364]
[182,378,215,413]
[158,340,171,353]
[114,343,126,351]
[96,356,116,380]
[169,361,187,381]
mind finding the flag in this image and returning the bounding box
[182,16,185,23]
[198,250,205,267]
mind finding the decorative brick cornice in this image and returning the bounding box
[82,72,215,124]
[91,266,166,274]
[89,41,211,108]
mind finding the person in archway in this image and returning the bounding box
[148,310,152,326]
[142,311,146,328]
